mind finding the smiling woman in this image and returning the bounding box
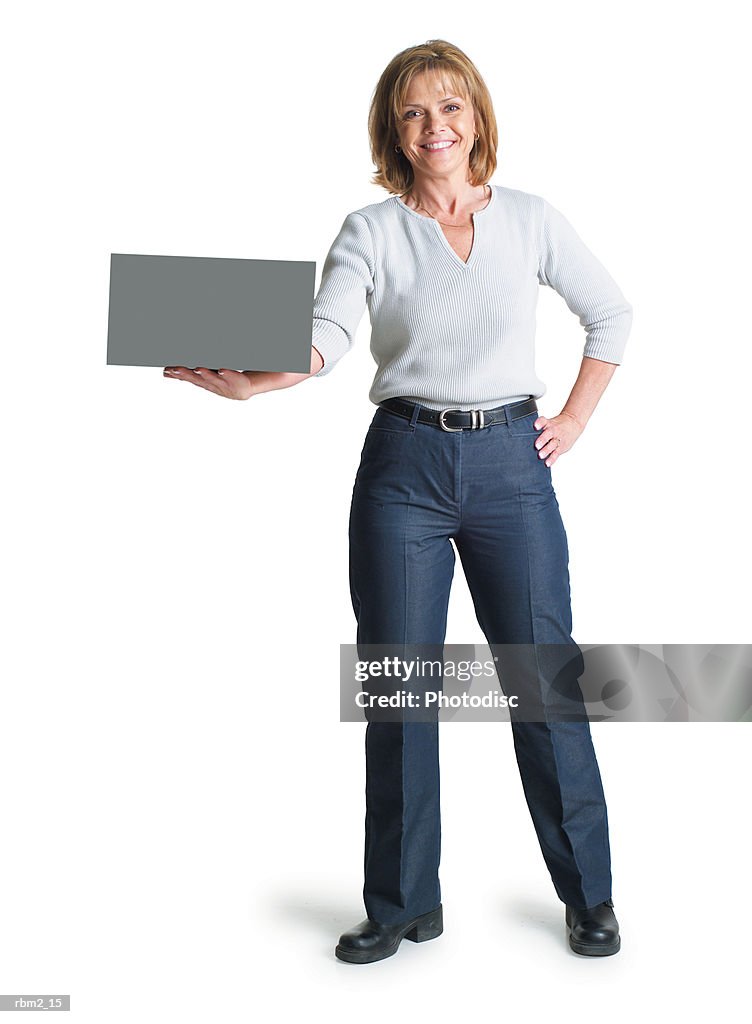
[163,37,631,965]
[368,41,498,195]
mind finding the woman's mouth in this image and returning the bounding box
[420,140,455,152]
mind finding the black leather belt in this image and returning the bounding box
[378,396,538,432]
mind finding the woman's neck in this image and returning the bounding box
[401,179,489,219]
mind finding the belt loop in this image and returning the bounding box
[409,402,421,428]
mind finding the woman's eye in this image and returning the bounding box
[404,104,460,119]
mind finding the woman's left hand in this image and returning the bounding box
[532,411,585,467]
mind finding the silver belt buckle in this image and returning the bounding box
[438,407,486,431]
[438,407,465,432]
[436,405,489,430]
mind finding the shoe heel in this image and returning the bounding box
[404,906,443,943]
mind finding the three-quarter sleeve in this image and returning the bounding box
[312,211,376,377]
[537,197,633,364]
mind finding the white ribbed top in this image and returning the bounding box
[311,184,632,411]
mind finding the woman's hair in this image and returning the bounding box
[369,39,498,194]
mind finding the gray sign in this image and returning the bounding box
[107,253,315,372]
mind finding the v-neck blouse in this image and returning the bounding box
[311,184,632,412]
[393,185,495,269]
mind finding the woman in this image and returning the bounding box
[165,39,632,964]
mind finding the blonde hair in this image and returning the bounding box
[368,39,499,194]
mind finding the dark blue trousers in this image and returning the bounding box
[348,398,612,925]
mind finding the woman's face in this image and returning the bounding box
[395,70,477,183]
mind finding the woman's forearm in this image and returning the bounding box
[242,345,325,396]
[560,356,619,428]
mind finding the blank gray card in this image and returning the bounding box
[107,253,315,372]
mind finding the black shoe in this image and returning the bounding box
[565,897,620,956]
[335,905,443,964]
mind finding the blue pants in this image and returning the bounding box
[348,398,612,924]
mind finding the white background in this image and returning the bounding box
[2,0,749,1019]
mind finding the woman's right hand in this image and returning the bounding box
[163,366,256,400]
[164,348,324,399]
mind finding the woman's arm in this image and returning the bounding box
[533,355,618,467]
[537,197,633,365]
[164,208,373,399]
[533,196,632,465]
[309,212,375,377]
[561,355,618,429]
